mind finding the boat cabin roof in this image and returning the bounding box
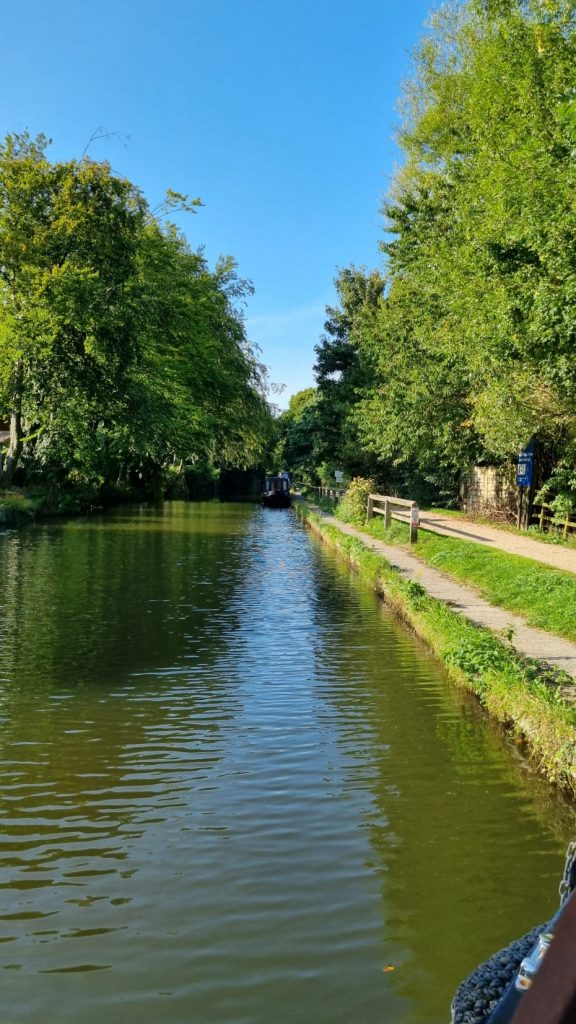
[264,476,290,491]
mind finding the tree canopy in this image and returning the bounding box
[0,133,274,496]
[280,0,576,507]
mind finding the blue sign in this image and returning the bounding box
[517,440,535,488]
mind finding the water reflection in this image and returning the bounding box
[308,545,575,1021]
[0,503,574,1024]
[0,503,252,694]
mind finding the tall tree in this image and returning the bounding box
[0,133,274,493]
[0,133,145,484]
[381,0,576,459]
[274,388,319,480]
[312,266,385,477]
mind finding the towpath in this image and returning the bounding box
[313,511,576,689]
[392,510,576,575]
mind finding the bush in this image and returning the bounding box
[535,460,576,527]
[164,465,189,499]
[0,490,37,525]
[337,477,374,525]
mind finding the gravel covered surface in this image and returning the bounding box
[450,924,547,1024]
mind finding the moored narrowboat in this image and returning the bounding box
[260,475,292,508]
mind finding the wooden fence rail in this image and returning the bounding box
[366,493,420,544]
[308,486,347,502]
[531,502,576,539]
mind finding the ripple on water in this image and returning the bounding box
[0,503,574,1024]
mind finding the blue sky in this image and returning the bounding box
[1,0,434,408]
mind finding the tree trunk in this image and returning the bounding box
[1,361,24,486]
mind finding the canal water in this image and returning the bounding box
[0,502,574,1024]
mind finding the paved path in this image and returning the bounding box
[393,510,576,575]
[316,512,576,688]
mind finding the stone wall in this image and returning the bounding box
[460,465,517,521]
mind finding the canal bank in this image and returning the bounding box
[296,502,576,794]
[2,501,576,1024]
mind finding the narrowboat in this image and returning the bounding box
[260,475,292,508]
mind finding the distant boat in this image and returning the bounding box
[260,475,292,508]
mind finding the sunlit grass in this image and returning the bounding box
[343,513,576,643]
[296,502,576,792]
[425,506,576,549]
[0,489,37,524]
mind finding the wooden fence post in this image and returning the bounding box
[366,496,374,522]
[409,503,419,544]
[384,499,391,528]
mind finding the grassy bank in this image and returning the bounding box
[346,514,576,643]
[0,490,38,526]
[0,486,100,527]
[296,501,576,793]
[0,467,223,530]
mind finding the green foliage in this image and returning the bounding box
[550,494,576,522]
[273,388,320,481]
[297,500,576,791]
[444,631,513,685]
[0,489,36,524]
[405,579,427,603]
[337,476,374,524]
[0,132,275,496]
[301,0,576,500]
[381,0,576,462]
[311,267,386,480]
[536,457,576,524]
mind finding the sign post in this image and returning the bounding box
[516,439,536,530]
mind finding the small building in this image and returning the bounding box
[460,464,517,521]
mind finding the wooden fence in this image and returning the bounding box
[307,486,347,502]
[366,493,420,544]
[531,502,576,539]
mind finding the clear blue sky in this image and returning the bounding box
[1,0,434,408]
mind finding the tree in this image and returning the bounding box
[132,224,273,481]
[274,388,319,480]
[381,0,576,461]
[347,0,576,504]
[0,133,275,494]
[312,266,385,478]
[0,132,145,484]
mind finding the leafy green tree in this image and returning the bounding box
[343,0,576,504]
[353,277,482,501]
[0,133,274,495]
[0,132,145,485]
[130,223,273,486]
[312,266,385,478]
[382,0,576,461]
[274,388,320,481]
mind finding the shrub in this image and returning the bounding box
[0,490,37,524]
[337,477,374,525]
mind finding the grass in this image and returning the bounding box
[353,514,576,643]
[0,484,97,527]
[296,501,576,793]
[0,489,37,525]
[425,506,576,549]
